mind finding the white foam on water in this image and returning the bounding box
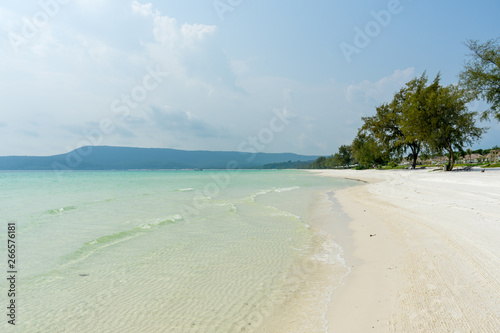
[273,186,301,193]
[267,206,302,220]
[177,188,194,192]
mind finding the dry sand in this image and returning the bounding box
[311,169,500,332]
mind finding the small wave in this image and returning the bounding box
[246,186,301,202]
[246,189,273,202]
[63,214,183,264]
[213,202,237,213]
[311,236,346,265]
[269,208,301,221]
[317,236,352,329]
[45,206,77,214]
[89,214,182,244]
[273,186,300,193]
[138,214,183,229]
[177,188,194,192]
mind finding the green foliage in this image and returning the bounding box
[262,160,313,169]
[351,131,389,168]
[484,163,500,168]
[337,145,354,166]
[361,73,434,169]
[356,72,486,171]
[459,38,500,121]
[312,38,495,172]
[308,145,354,169]
[403,76,486,170]
[309,156,328,169]
[388,161,399,168]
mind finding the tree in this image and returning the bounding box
[308,145,354,169]
[404,81,486,171]
[351,131,388,168]
[336,144,354,166]
[310,156,327,169]
[324,155,339,168]
[459,38,500,121]
[398,73,443,168]
[361,103,403,163]
[361,74,432,169]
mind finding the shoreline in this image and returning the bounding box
[309,169,500,332]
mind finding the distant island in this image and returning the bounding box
[0,146,319,171]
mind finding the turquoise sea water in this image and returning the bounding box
[0,170,356,332]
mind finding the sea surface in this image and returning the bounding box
[0,170,356,332]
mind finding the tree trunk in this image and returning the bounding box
[410,143,420,169]
[446,146,455,171]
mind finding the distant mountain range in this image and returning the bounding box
[0,146,319,170]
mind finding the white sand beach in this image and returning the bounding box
[311,169,500,332]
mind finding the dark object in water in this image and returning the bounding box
[79,274,89,277]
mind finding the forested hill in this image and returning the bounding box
[0,146,318,170]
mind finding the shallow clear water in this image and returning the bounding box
[0,170,356,332]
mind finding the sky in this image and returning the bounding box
[0,0,499,156]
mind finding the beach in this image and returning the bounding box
[2,169,499,332]
[311,169,500,332]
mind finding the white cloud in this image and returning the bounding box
[181,23,217,42]
[132,2,230,93]
[2,1,421,157]
[346,67,415,104]
[152,14,179,44]
[132,2,216,47]
[131,1,153,16]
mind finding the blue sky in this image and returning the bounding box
[1,0,499,156]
